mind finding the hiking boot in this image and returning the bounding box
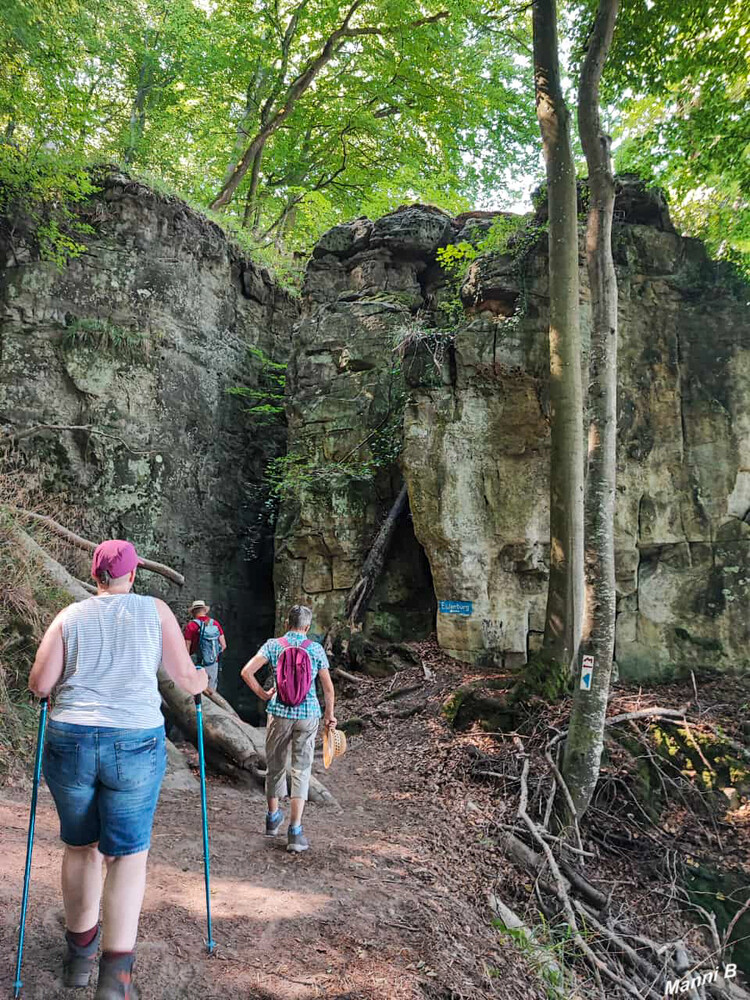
[94,954,139,1000]
[286,827,309,853]
[265,809,284,837]
[63,928,100,988]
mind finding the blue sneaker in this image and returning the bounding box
[287,826,309,853]
[265,810,284,837]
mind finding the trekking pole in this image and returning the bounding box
[13,696,49,998]
[194,692,216,953]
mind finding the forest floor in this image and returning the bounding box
[1,642,748,1000]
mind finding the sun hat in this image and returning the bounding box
[91,540,143,580]
[322,727,347,769]
[190,599,209,612]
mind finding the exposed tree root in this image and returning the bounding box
[494,731,750,1000]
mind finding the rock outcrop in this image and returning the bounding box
[0,172,299,704]
[279,184,750,679]
[3,173,747,685]
[274,205,440,642]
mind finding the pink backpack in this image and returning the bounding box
[275,637,313,707]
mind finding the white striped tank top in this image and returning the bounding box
[52,593,164,729]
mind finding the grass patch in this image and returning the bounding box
[62,318,152,361]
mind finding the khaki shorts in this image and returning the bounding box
[265,715,319,801]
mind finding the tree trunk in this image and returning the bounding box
[532,0,585,675]
[346,483,409,627]
[241,146,265,230]
[123,58,153,166]
[561,0,620,820]
[158,668,337,805]
[208,3,448,210]
[7,507,185,585]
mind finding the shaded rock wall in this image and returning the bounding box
[273,208,448,640]
[281,194,750,679]
[0,174,299,703]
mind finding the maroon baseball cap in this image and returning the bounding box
[91,539,144,580]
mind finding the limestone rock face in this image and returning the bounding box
[286,202,750,679]
[273,207,445,640]
[0,173,298,701]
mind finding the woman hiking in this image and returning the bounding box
[28,539,207,999]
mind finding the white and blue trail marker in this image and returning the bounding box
[438,600,473,616]
[580,654,594,691]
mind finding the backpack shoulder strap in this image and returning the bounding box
[300,639,313,650]
[277,636,290,649]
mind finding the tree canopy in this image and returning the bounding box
[604,0,750,272]
[0,0,537,251]
[0,0,747,273]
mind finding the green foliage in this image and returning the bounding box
[265,452,378,503]
[264,354,406,502]
[598,0,750,276]
[62,318,151,360]
[491,916,575,1000]
[227,347,288,423]
[400,214,547,370]
[0,0,538,253]
[0,146,96,265]
[436,214,535,280]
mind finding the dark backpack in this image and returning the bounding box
[275,637,313,707]
[192,618,222,669]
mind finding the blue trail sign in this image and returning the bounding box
[438,600,473,616]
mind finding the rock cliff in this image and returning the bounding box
[278,184,750,679]
[0,173,299,702]
[3,173,747,686]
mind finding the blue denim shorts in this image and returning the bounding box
[43,720,167,857]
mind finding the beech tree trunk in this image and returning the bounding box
[561,0,620,820]
[532,0,585,673]
[241,146,265,230]
[124,57,153,166]
[346,483,409,627]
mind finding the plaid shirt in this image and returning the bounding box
[259,631,330,720]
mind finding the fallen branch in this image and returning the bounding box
[379,682,423,704]
[549,706,690,748]
[487,894,565,985]
[332,666,372,685]
[346,482,408,626]
[514,738,653,999]
[7,506,185,585]
[11,524,93,602]
[0,423,161,455]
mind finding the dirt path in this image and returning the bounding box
[0,707,537,1000]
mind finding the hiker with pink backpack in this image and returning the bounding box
[240,605,336,853]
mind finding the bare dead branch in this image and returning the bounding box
[0,423,161,454]
[6,507,185,586]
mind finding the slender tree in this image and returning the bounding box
[561,0,620,821]
[532,0,584,675]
